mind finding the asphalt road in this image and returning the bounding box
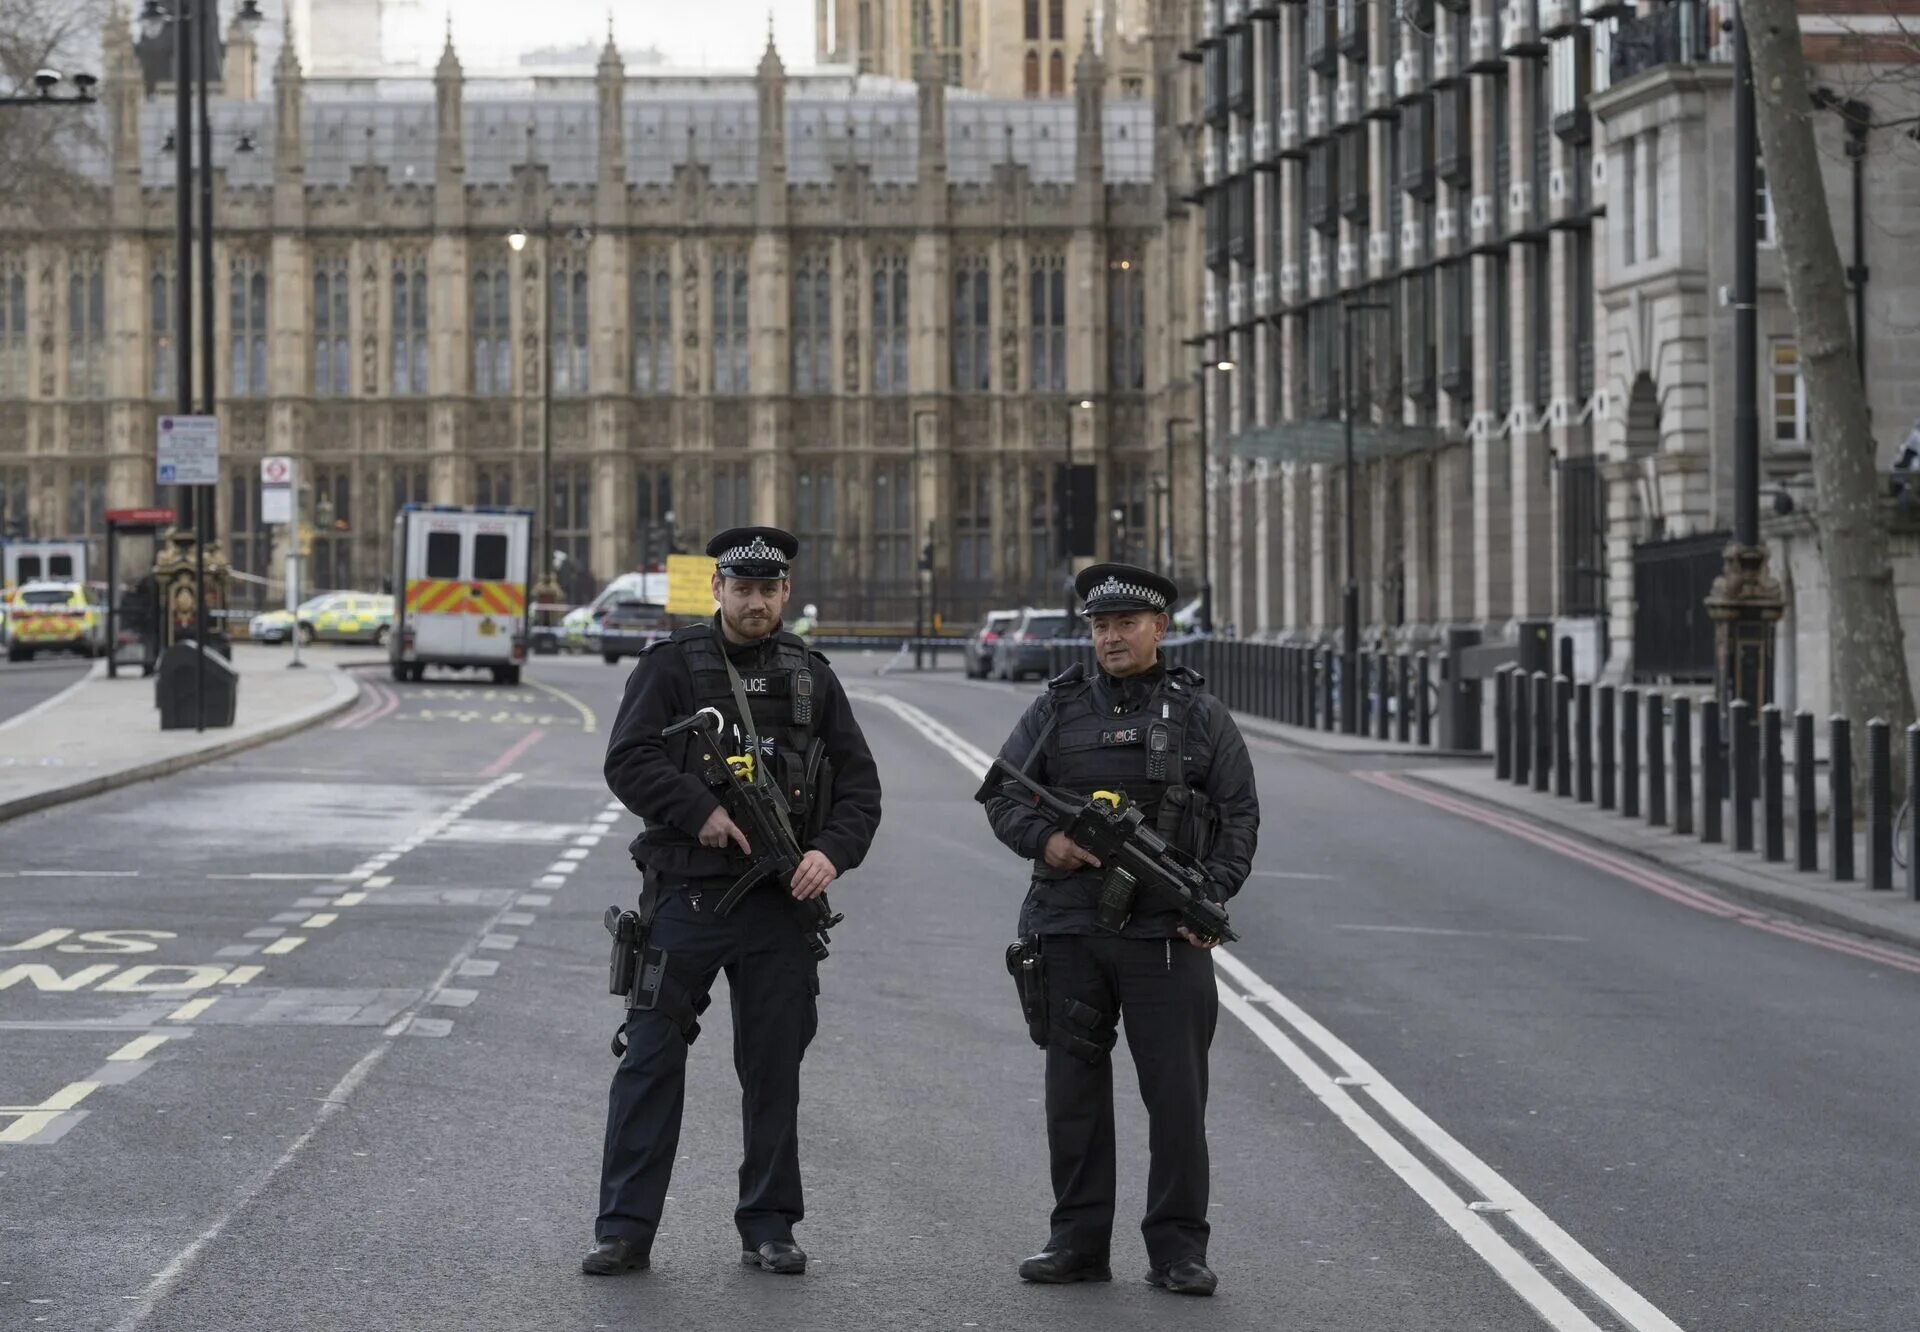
[0,658,91,726]
[4,651,1919,1331]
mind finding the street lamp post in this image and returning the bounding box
[1194,355,1234,635]
[1341,299,1389,735]
[1163,416,1192,583]
[508,218,589,632]
[911,407,938,668]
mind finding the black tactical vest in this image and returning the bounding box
[670,621,821,822]
[1039,663,1199,849]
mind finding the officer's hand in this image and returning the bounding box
[698,805,751,854]
[1041,832,1101,872]
[790,849,838,899]
[1176,926,1221,951]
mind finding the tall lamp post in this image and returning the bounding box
[911,407,939,668]
[1341,299,1389,735]
[1191,352,1235,635]
[507,219,589,634]
[1163,415,1192,583]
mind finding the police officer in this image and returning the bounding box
[587,526,883,1278]
[983,562,1259,1297]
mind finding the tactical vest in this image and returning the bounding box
[671,622,822,824]
[1039,663,1206,858]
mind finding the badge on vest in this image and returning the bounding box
[1100,727,1142,745]
[740,676,771,694]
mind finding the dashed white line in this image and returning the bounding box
[498,912,536,927]
[457,959,500,978]
[478,934,518,951]
[332,892,367,907]
[167,998,218,1022]
[517,893,552,907]
[107,1034,171,1062]
[429,988,478,1008]
[260,937,304,956]
[301,914,338,929]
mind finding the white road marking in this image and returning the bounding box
[167,998,218,1022]
[18,870,141,878]
[214,945,260,959]
[537,874,567,887]
[517,893,552,907]
[560,848,591,861]
[1249,869,1342,881]
[218,967,263,985]
[430,988,478,1008]
[865,689,1688,1332]
[1335,924,1590,943]
[270,912,308,924]
[301,914,338,929]
[243,927,285,940]
[364,876,394,889]
[260,938,304,956]
[478,934,518,951]
[544,862,579,875]
[498,912,535,927]
[106,1034,170,1062]
[333,892,367,907]
[457,959,499,978]
[207,873,341,882]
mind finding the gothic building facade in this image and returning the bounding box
[0,8,1191,622]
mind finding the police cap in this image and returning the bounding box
[1074,562,1178,618]
[707,526,798,579]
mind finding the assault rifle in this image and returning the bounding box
[661,706,843,960]
[975,757,1239,944]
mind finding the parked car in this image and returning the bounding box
[3,581,101,661]
[964,609,1020,679]
[991,607,1073,682]
[289,591,394,646]
[599,599,672,664]
[249,591,343,644]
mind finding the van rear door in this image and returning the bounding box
[408,515,469,661]
[463,517,524,662]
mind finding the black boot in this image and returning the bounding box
[1018,1248,1113,1284]
[581,1236,650,1276]
[741,1239,808,1275]
[1146,1256,1217,1296]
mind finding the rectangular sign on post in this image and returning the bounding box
[260,455,294,525]
[156,415,220,487]
[665,553,719,617]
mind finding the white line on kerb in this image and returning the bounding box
[859,689,1686,1332]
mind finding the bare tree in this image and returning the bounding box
[1738,0,1917,737]
[0,0,111,222]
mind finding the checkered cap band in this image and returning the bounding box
[719,536,788,567]
[1086,576,1167,610]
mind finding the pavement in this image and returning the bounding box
[4,655,1920,1331]
[0,645,362,824]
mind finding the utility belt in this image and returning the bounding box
[1004,936,1118,1066]
[602,874,713,1058]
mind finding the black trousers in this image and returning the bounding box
[1041,932,1219,1266]
[597,880,820,1248]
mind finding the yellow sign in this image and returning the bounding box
[666,553,719,617]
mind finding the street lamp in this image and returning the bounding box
[507,218,590,622]
[1341,298,1389,735]
[910,407,939,667]
[1188,345,1235,634]
[1162,416,1192,583]
[0,68,100,105]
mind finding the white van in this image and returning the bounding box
[389,505,532,684]
[3,539,87,593]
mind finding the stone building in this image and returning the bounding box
[1173,0,1920,711]
[0,5,1182,623]
[817,0,1156,100]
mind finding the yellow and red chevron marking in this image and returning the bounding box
[405,579,526,616]
[11,612,87,641]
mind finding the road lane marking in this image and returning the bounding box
[560,848,590,860]
[517,893,552,907]
[868,690,1689,1332]
[524,676,598,733]
[301,914,338,929]
[219,967,263,985]
[479,934,518,951]
[215,945,260,958]
[167,998,218,1022]
[457,959,499,978]
[333,892,367,907]
[1335,924,1591,943]
[537,874,566,887]
[364,876,393,889]
[430,988,478,1007]
[0,1081,101,1144]
[207,873,341,882]
[19,870,141,878]
[260,938,304,956]
[498,912,535,927]
[107,1034,171,1062]
[1249,869,1341,881]
[482,727,547,777]
[544,862,579,875]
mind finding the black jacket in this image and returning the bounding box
[604,623,883,881]
[984,662,1260,937]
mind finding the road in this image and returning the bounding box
[4,652,1919,1331]
[0,658,91,726]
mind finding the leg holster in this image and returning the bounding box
[1050,995,1119,1066]
[610,871,713,1057]
[1006,936,1049,1049]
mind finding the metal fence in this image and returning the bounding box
[1632,531,1725,683]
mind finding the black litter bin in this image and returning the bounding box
[156,642,238,730]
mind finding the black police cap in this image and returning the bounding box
[706,526,798,579]
[1075,562,1178,617]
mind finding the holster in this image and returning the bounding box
[1158,784,1219,865]
[605,873,710,1057]
[1005,936,1048,1049]
[1053,996,1118,1066]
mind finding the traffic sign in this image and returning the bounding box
[261,455,295,525]
[261,455,292,486]
[156,415,220,487]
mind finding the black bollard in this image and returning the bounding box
[1762,705,1785,863]
[1377,651,1392,740]
[1514,669,1533,787]
[1532,672,1552,794]
[1731,700,1755,852]
[1396,652,1412,744]
[1555,675,1573,798]
[1869,718,1892,891]
[1417,652,1433,748]
[1672,695,1693,836]
[1832,716,1854,882]
[1701,697,1723,845]
[1793,711,1816,872]
[1621,688,1640,819]
[1646,692,1666,826]
[1908,724,1920,900]
[1576,681,1594,803]
[1323,647,1337,732]
[1598,685,1616,810]
[1495,665,1514,780]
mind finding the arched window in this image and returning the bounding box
[1024,0,1039,40]
[1048,48,1064,94]
[1024,48,1040,96]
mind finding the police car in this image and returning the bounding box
[3,581,100,662]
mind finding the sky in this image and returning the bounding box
[387,0,819,71]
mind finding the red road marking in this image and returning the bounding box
[330,679,383,730]
[481,727,545,777]
[1357,769,1920,977]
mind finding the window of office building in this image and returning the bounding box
[1048,0,1063,39]
[1029,253,1066,393]
[313,256,349,396]
[1025,49,1040,96]
[872,254,909,394]
[1644,128,1660,259]
[68,254,105,398]
[1771,339,1806,444]
[150,258,177,399]
[1572,228,1594,399]
[1107,258,1145,392]
[473,262,511,395]
[791,250,833,394]
[1489,251,1511,414]
[1755,155,1776,247]
[1048,48,1064,95]
[1024,0,1039,40]
[229,255,267,397]
[1530,248,1551,408]
[794,463,835,588]
[631,256,673,393]
[712,252,750,395]
[392,255,428,396]
[953,256,991,392]
[552,257,589,395]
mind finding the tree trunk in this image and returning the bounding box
[1738,0,1916,746]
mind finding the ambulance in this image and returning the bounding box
[388,505,531,684]
[2,538,87,592]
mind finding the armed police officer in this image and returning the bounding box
[982,562,1259,1298]
[587,527,882,1279]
